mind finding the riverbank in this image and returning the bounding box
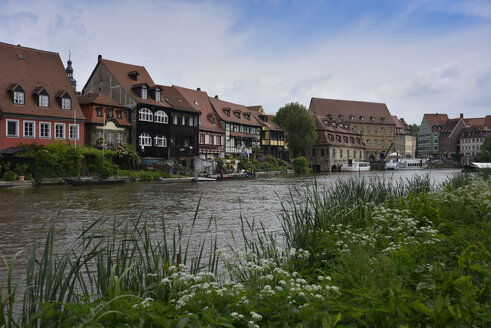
[1,171,489,327]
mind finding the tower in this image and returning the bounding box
[65,51,77,92]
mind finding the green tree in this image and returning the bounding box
[476,135,491,162]
[274,102,317,157]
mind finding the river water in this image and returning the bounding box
[0,169,460,287]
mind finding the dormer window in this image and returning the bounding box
[327,114,333,120]
[381,117,386,122]
[141,86,147,99]
[211,117,216,126]
[234,111,241,119]
[155,90,161,102]
[223,108,231,117]
[339,114,344,121]
[62,97,71,110]
[370,116,375,121]
[9,84,25,105]
[349,115,354,120]
[244,114,250,120]
[128,70,139,81]
[39,95,49,107]
[360,116,365,121]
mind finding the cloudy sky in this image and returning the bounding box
[1,0,490,124]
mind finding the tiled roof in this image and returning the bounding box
[77,93,125,108]
[309,97,395,125]
[209,97,262,127]
[173,86,224,133]
[424,113,449,130]
[77,93,131,126]
[312,113,365,147]
[246,105,283,132]
[157,85,199,114]
[0,42,84,120]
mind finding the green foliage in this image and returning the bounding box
[292,156,309,173]
[476,135,491,162]
[3,170,17,181]
[274,102,317,156]
[113,143,139,170]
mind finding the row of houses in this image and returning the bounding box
[1,42,428,173]
[0,42,287,174]
[418,113,491,163]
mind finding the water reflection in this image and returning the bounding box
[0,169,460,287]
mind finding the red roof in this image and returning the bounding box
[209,97,262,127]
[173,86,224,133]
[0,42,84,120]
[424,113,449,131]
[77,93,131,126]
[312,113,365,147]
[309,97,395,125]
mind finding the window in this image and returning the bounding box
[117,132,123,145]
[39,95,49,107]
[366,139,370,146]
[374,126,378,133]
[370,116,375,121]
[125,110,129,120]
[13,91,25,104]
[312,148,316,157]
[139,108,153,122]
[107,132,114,148]
[200,134,205,144]
[141,87,147,99]
[374,139,378,146]
[216,136,221,145]
[24,121,35,138]
[55,123,65,139]
[381,127,384,133]
[69,124,79,140]
[367,126,370,133]
[39,122,51,139]
[360,116,365,121]
[6,120,19,137]
[154,110,168,123]
[209,135,214,145]
[154,90,161,102]
[154,135,167,147]
[388,127,392,133]
[97,107,103,117]
[321,148,325,157]
[61,97,71,110]
[139,133,152,147]
[381,140,385,147]
[106,108,113,118]
[117,111,122,119]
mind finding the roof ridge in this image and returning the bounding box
[0,41,60,56]
[313,97,386,105]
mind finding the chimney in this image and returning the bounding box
[214,95,219,99]
[98,54,102,62]
[197,87,201,91]
[460,113,463,119]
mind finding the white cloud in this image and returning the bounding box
[0,0,489,125]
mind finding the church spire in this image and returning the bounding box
[65,51,77,92]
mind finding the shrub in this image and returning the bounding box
[292,156,309,173]
[3,170,17,181]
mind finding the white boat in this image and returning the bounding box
[385,158,427,170]
[340,160,371,172]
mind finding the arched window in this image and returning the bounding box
[139,133,152,147]
[154,110,168,123]
[154,135,167,147]
[139,108,153,122]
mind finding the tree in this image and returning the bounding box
[273,102,317,157]
[476,135,491,162]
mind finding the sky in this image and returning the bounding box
[1,0,490,124]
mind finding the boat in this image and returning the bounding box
[462,162,491,172]
[385,158,427,170]
[192,176,217,182]
[339,160,371,172]
[64,177,127,186]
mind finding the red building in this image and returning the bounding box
[0,42,85,150]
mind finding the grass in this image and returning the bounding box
[1,171,489,327]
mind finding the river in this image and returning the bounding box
[0,169,460,287]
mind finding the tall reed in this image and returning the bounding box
[1,201,218,327]
[280,175,433,251]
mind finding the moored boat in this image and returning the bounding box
[339,160,371,172]
[385,158,427,170]
[64,177,127,186]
